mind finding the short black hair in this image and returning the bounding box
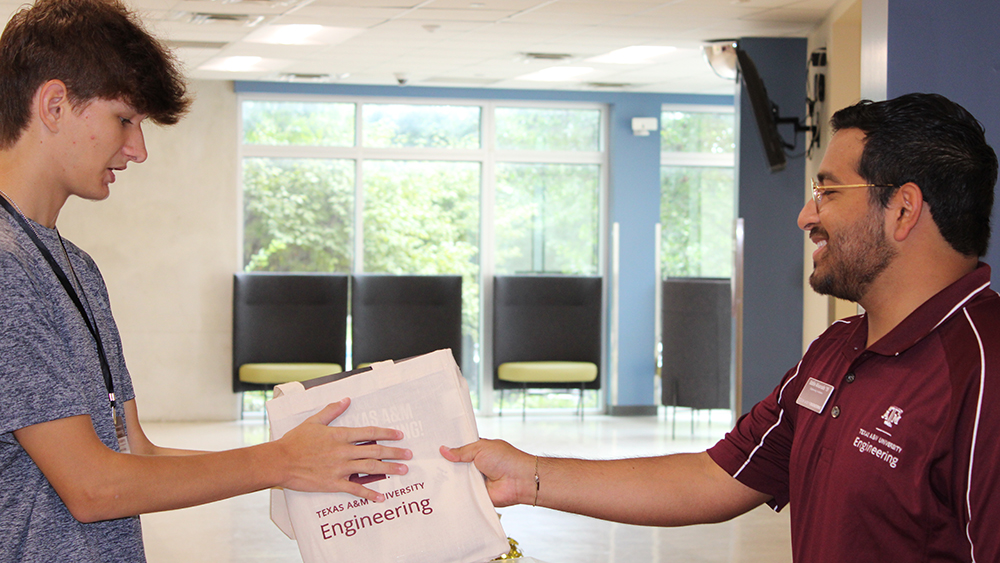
[0,0,190,148]
[831,93,997,257]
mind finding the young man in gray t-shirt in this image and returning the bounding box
[0,2,411,562]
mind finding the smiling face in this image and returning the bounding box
[57,97,148,202]
[798,128,897,303]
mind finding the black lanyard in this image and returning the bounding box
[0,197,118,410]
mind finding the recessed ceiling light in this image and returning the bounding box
[243,24,364,45]
[165,40,228,50]
[586,46,677,64]
[209,0,298,5]
[523,52,572,61]
[189,12,264,26]
[588,82,632,89]
[278,73,332,82]
[198,56,264,72]
[516,66,594,82]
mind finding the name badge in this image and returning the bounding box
[796,377,834,414]
[114,409,131,454]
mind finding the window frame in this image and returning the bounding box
[659,103,735,168]
[658,103,736,280]
[237,93,609,413]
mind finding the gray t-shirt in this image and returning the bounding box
[0,211,143,562]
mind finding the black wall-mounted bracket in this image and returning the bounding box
[771,104,817,152]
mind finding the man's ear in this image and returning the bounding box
[890,182,924,242]
[36,79,70,133]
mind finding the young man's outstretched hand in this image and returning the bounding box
[277,398,412,502]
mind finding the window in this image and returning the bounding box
[494,163,600,275]
[363,104,480,149]
[362,160,480,275]
[362,160,482,349]
[243,100,354,146]
[494,106,603,276]
[660,106,736,278]
[243,158,354,272]
[495,107,601,151]
[240,98,606,411]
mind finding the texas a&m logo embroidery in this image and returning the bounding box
[882,406,903,428]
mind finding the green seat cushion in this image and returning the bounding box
[238,363,342,385]
[498,361,598,383]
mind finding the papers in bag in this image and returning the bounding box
[266,349,509,563]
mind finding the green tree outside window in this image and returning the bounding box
[496,107,601,151]
[362,160,482,368]
[243,101,354,146]
[240,99,608,411]
[660,166,734,278]
[243,158,354,272]
[364,105,480,149]
[495,163,600,275]
[660,109,735,279]
[660,110,735,154]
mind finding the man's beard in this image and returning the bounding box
[809,206,897,303]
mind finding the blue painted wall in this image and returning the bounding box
[884,0,1000,283]
[235,81,724,107]
[235,81,732,411]
[605,96,665,408]
[735,38,807,414]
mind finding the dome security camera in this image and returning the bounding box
[395,73,409,86]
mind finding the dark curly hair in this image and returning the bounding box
[0,0,191,148]
[831,93,997,257]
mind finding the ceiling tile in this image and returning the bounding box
[743,7,830,23]
[393,8,521,21]
[427,0,542,9]
[1,0,844,94]
[303,0,426,7]
[289,6,414,20]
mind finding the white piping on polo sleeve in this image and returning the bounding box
[732,320,852,493]
[962,308,986,563]
[733,357,805,481]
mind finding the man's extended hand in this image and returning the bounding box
[442,439,770,526]
[440,439,533,507]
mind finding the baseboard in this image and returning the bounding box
[606,405,658,417]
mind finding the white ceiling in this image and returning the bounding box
[0,0,840,94]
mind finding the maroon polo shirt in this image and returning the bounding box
[708,263,1000,563]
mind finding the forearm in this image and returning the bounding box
[18,402,410,524]
[143,445,206,456]
[73,441,285,522]
[443,440,769,527]
[533,452,768,526]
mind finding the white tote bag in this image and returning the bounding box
[266,349,508,563]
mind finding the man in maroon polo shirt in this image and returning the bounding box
[443,93,1000,562]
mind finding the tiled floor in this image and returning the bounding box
[140,410,792,563]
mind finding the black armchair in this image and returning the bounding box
[350,274,463,368]
[493,275,602,418]
[232,273,348,393]
[661,277,732,434]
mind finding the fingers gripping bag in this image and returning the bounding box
[266,349,508,563]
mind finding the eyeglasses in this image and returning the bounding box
[810,178,894,210]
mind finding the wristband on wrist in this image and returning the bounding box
[532,456,540,507]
